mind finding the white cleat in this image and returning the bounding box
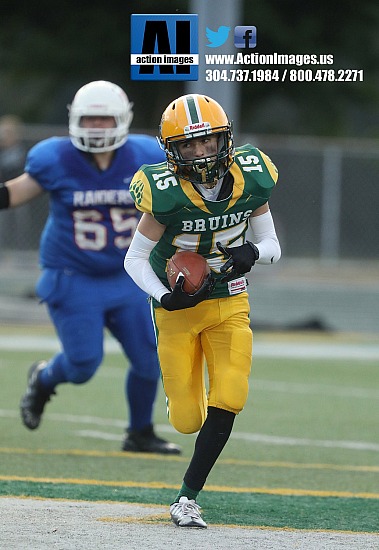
[170,496,207,528]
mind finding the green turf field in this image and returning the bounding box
[0,324,378,533]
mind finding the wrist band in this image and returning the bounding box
[0,184,10,209]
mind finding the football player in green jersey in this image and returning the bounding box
[124,94,281,528]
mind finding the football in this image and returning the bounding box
[167,251,210,294]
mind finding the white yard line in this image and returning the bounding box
[0,335,379,359]
[1,409,378,452]
[73,429,379,452]
[1,336,378,453]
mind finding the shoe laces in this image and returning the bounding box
[178,498,202,518]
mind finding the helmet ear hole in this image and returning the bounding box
[68,81,133,153]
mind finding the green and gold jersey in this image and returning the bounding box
[130,144,278,299]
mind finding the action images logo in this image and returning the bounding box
[130,14,199,81]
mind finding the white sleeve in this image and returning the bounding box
[124,230,170,302]
[248,210,281,264]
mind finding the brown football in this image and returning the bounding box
[167,251,210,294]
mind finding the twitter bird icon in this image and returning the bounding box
[206,26,231,48]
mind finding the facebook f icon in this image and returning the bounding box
[234,26,257,48]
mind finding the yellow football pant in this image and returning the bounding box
[152,293,253,434]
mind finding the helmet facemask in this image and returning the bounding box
[72,118,131,153]
[164,126,234,187]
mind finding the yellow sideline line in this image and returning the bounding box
[0,447,379,473]
[1,475,379,499]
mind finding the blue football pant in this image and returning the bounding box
[35,268,160,430]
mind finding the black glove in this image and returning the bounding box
[160,273,216,311]
[216,241,259,283]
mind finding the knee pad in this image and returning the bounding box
[64,357,99,384]
[209,369,249,413]
[168,400,206,434]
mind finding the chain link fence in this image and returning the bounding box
[242,133,379,261]
[1,125,378,260]
[0,125,378,333]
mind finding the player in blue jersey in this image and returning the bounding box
[124,94,281,526]
[0,80,181,455]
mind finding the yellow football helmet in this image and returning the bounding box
[159,94,234,185]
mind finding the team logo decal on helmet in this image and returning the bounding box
[159,94,234,186]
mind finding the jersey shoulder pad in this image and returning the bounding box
[27,137,62,165]
[130,162,187,218]
[129,161,168,214]
[235,144,278,187]
[256,147,278,184]
[126,134,166,164]
[25,137,69,187]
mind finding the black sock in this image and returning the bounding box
[183,406,235,492]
